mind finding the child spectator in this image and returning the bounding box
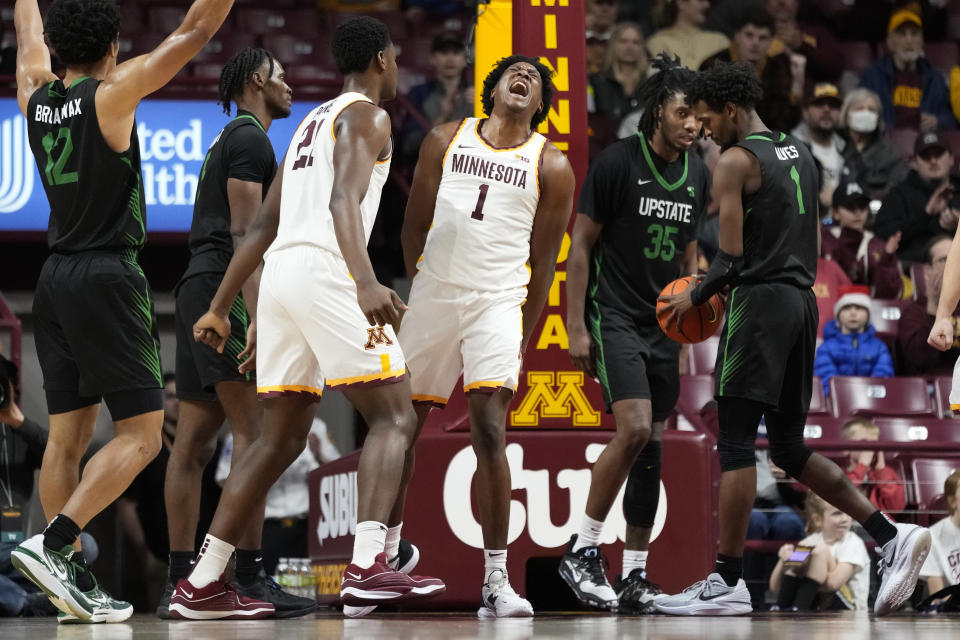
[814,257,852,337]
[841,418,907,513]
[770,493,871,611]
[814,285,895,394]
[920,470,960,594]
[821,179,903,299]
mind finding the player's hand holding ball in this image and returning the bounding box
[656,276,724,344]
[194,311,231,353]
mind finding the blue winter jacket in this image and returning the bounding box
[815,320,896,395]
[860,53,957,130]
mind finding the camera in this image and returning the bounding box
[0,354,18,410]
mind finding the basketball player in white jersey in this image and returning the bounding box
[392,55,575,618]
[170,17,444,619]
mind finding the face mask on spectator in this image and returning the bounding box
[848,109,879,133]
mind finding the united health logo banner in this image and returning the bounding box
[0,97,315,232]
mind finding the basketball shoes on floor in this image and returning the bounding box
[615,569,662,614]
[477,569,533,618]
[557,534,618,610]
[874,523,932,615]
[236,569,318,619]
[653,573,752,616]
[340,552,444,606]
[168,576,275,620]
[11,534,96,620]
[343,539,421,618]
[155,580,174,619]
[56,565,133,624]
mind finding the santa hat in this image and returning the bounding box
[834,285,871,320]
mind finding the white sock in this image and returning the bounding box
[572,515,604,552]
[623,549,647,577]
[188,534,235,590]
[484,549,507,581]
[351,521,387,569]
[385,522,402,561]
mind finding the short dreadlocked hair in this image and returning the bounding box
[481,55,555,128]
[218,48,275,115]
[637,54,697,139]
[332,16,391,76]
[44,0,120,67]
[687,61,763,113]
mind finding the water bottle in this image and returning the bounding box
[276,557,290,589]
[301,559,316,600]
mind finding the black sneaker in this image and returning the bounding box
[615,568,662,614]
[557,534,617,610]
[235,571,318,619]
[155,580,174,619]
[393,538,420,574]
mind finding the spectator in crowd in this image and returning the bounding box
[920,470,960,594]
[821,179,903,299]
[0,357,56,617]
[585,0,620,39]
[764,0,843,83]
[792,83,845,211]
[700,7,802,132]
[814,256,853,337]
[841,419,907,514]
[646,0,729,71]
[898,234,960,376]
[400,32,473,165]
[589,22,650,132]
[770,493,871,611]
[839,87,909,202]
[815,285,895,395]
[875,131,960,267]
[585,29,610,75]
[216,416,339,576]
[860,2,956,132]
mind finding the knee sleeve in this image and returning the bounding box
[623,440,662,528]
[717,396,764,472]
[766,409,812,478]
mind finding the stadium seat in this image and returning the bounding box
[118,4,143,32]
[688,335,719,375]
[147,6,188,34]
[923,42,959,73]
[396,37,435,69]
[871,417,960,443]
[192,33,258,65]
[263,34,323,65]
[912,458,959,513]
[809,376,829,415]
[837,41,874,74]
[235,8,319,38]
[869,299,901,354]
[801,416,845,442]
[829,375,934,418]
[675,375,715,433]
[934,376,954,418]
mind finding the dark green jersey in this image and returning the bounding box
[27,78,146,252]
[181,110,277,282]
[733,131,819,288]
[579,133,710,323]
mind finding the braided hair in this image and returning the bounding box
[636,53,697,139]
[218,48,275,115]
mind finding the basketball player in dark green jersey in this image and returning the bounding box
[655,61,930,616]
[561,55,707,614]
[11,0,233,624]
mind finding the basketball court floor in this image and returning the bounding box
[2,611,959,639]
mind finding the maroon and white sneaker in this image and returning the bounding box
[406,574,446,598]
[168,577,275,620]
[340,553,415,606]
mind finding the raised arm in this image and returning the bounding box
[400,121,461,281]
[523,144,575,353]
[13,0,58,116]
[96,0,234,148]
[330,102,404,327]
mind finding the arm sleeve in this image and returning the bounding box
[225,125,275,183]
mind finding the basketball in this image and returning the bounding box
[656,276,724,344]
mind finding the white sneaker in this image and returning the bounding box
[557,534,618,610]
[343,540,420,618]
[653,573,752,616]
[874,522,932,615]
[477,570,533,618]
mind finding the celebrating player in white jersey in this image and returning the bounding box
[392,55,575,618]
[175,17,444,620]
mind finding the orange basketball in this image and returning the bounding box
[656,276,724,344]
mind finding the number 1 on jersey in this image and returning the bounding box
[471,184,490,220]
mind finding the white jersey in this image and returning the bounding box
[417,117,548,292]
[266,92,391,261]
[920,516,960,585]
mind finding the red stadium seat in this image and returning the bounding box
[192,33,259,65]
[934,376,955,418]
[871,417,960,443]
[396,37,434,69]
[809,376,829,415]
[829,376,934,418]
[912,458,959,512]
[870,299,901,354]
[675,375,715,433]
[235,8,319,39]
[118,5,143,32]
[923,42,959,73]
[147,6,188,34]
[263,34,324,65]
[688,335,720,375]
[837,41,875,74]
[801,417,845,442]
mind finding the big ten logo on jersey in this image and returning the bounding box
[315,470,358,545]
[137,120,204,206]
[775,144,800,161]
[364,326,394,350]
[444,443,667,548]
